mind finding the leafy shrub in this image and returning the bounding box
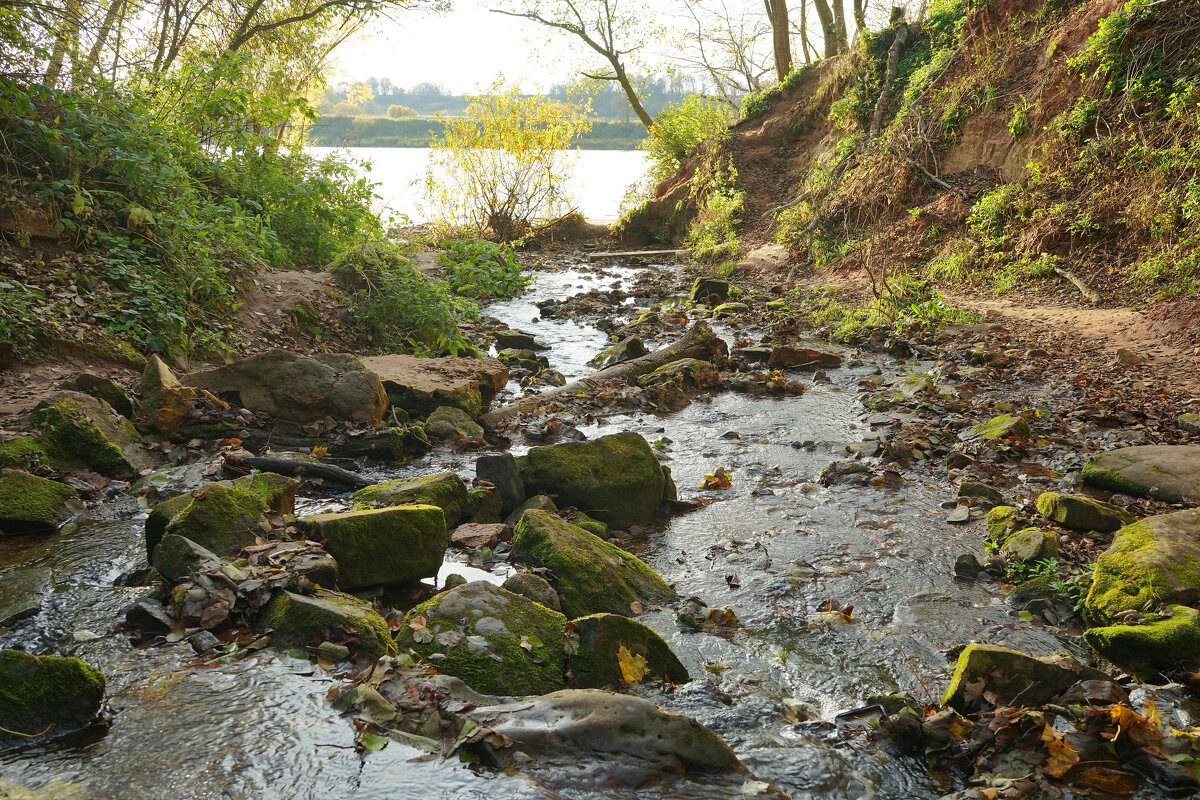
[436,239,531,300]
[387,104,418,119]
[642,96,733,184]
[331,240,474,355]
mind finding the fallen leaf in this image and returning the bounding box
[618,644,649,684]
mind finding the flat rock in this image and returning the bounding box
[296,505,447,590]
[941,644,1108,712]
[1036,491,1135,532]
[260,589,396,659]
[1086,509,1200,622]
[184,350,387,425]
[362,354,508,416]
[0,567,52,627]
[1083,445,1200,504]
[353,472,472,527]
[737,243,790,272]
[767,346,843,370]
[451,522,508,549]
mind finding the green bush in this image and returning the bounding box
[643,96,733,184]
[387,104,418,119]
[436,239,531,300]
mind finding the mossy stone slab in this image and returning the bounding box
[1084,604,1200,668]
[1083,445,1200,504]
[1036,491,1135,533]
[353,472,473,527]
[0,469,78,535]
[0,649,105,746]
[31,390,155,478]
[1085,509,1200,623]
[261,589,395,659]
[297,504,447,590]
[941,644,1107,712]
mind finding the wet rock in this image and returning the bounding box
[149,473,298,557]
[515,432,667,527]
[589,336,647,369]
[494,328,548,351]
[513,509,676,617]
[1009,574,1059,608]
[1036,491,1135,532]
[32,391,156,478]
[270,542,339,587]
[961,414,1031,442]
[498,348,551,371]
[0,650,105,747]
[731,346,772,364]
[151,534,220,582]
[1082,445,1200,504]
[947,505,971,524]
[361,353,508,416]
[184,350,388,425]
[189,630,220,653]
[637,358,717,387]
[1086,509,1200,623]
[688,277,729,305]
[124,597,174,633]
[1084,605,1200,668]
[61,373,134,418]
[941,644,1108,712]
[468,485,503,523]
[505,494,557,527]
[260,589,396,660]
[958,481,1004,507]
[568,613,689,688]
[139,355,196,432]
[767,346,843,370]
[712,302,749,317]
[466,689,749,786]
[353,472,472,527]
[451,522,508,549]
[443,573,468,590]
[502,572,561,612]
[538,369,567,387]
[131,461,216,505]
[424,406,483,441]
[1000,528,1057,564]
[1180,413,1200,436]
[399,581,566,696]
[0,469,78,535]
[945,451,974,469]
[953,554,981,580]
[297,505,447,590]
[0,567,51,626]
[476,453,525,514]
[819,461,872,487]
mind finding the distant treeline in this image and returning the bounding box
[305,116,648,149]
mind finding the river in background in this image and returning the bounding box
[306,147,653,224]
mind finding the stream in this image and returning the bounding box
[0,259,1114,799]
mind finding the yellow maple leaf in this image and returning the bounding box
[618,644,649,684]
[1041,723,1080,778]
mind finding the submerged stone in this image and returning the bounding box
[260,589,395,660]
[513,509,676,617]
[941,644,1107,712]
[515,432,666,527]
[0,469,77,535]
[1082,445,1200,504]
[400,581,567,696]
[568,613,689,688]
[1085,509,1200,623]
[297,505,447,590]
[352,472,473,528]
[0,649,105,747]
[1036,491,1135,532]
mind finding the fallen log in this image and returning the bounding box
[223,454,373,487]
[480,321,728,429]
[1053,265,1102,304]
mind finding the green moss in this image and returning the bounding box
[237,472,299,514]
[1035,491,1134,532]
[1085,514,1200,622]
[513,509,676,618]
[400,581,567,696]
[144,493,193,557]
[30,392,142,478]
[964,414,1032,442]
[1081,462,1149,498]
[0,469,78,533]
[941,643,1106,712]
[1009,574,1059,606]
[0,435,79,472]
[504,494,557,527]
[514,432,666,527]
[986,505,1018,544]
[562,509,607,537]
[162,482,268,556]
[1084,605,1200,668]
[299,505,447,590]
[352,472,471,527]
[261,589,396,659]
[1000,527,1057,564]
[567,613,689,688]
[0,650,105,744]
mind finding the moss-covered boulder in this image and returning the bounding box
[150,534,221,582]
[468,485,503,523]
[637,358,717,388]
[568,613,689,688]
[688,277,729,305]
[0,469,78,535]
[515,432,666,527]
[999,528,1057,565]
[147,472,299,559]
[962,414,1032,442]
[31,391,155,478]
[985,505,1021,544]
[941,644,1108,712]
[561,509,607,537]
[260,589,395,659]
[0,434,73,471]
[400,581,567,696]
[1082,445,1200,504]
[503,571,561,611]
[505,494,556,527]
[1085,510,1200,623]
[0,650,105,746]
[1036,491,1135,532]
[425,406,483,441]
[353,472,473,528]
[712,302,749,317]
[1009,574,1060,608]
[589,336,647,369]
[1084,605,1200,668]
[296,505,447,590]
[140,354,196,432]
[958,481,1004,507]
[62,373,134,418]
[513,510,676,617]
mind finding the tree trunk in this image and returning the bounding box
[811,0,838,57]
[833,0,849,52]
[45,0,83,87]
[764,0,792,81]
[853,0,867,34]
[480,322,728,429]
[610,58,653,130]
[83,0,126,76]
[868,12,908,139]
[798,0,813,64]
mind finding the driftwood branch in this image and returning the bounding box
[1053,265,1102,304]
[480,322,729,428]
[224,454,373,487]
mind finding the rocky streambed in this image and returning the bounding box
[2,255,1200,799]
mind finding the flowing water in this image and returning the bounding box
[0,261,1108,799]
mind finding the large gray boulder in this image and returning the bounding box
[1083,445,1200,504]
[183,350,387,425]
[361,354,508,416]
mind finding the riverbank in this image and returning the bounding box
[1,241,1199,798]
[305,115,647,149]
